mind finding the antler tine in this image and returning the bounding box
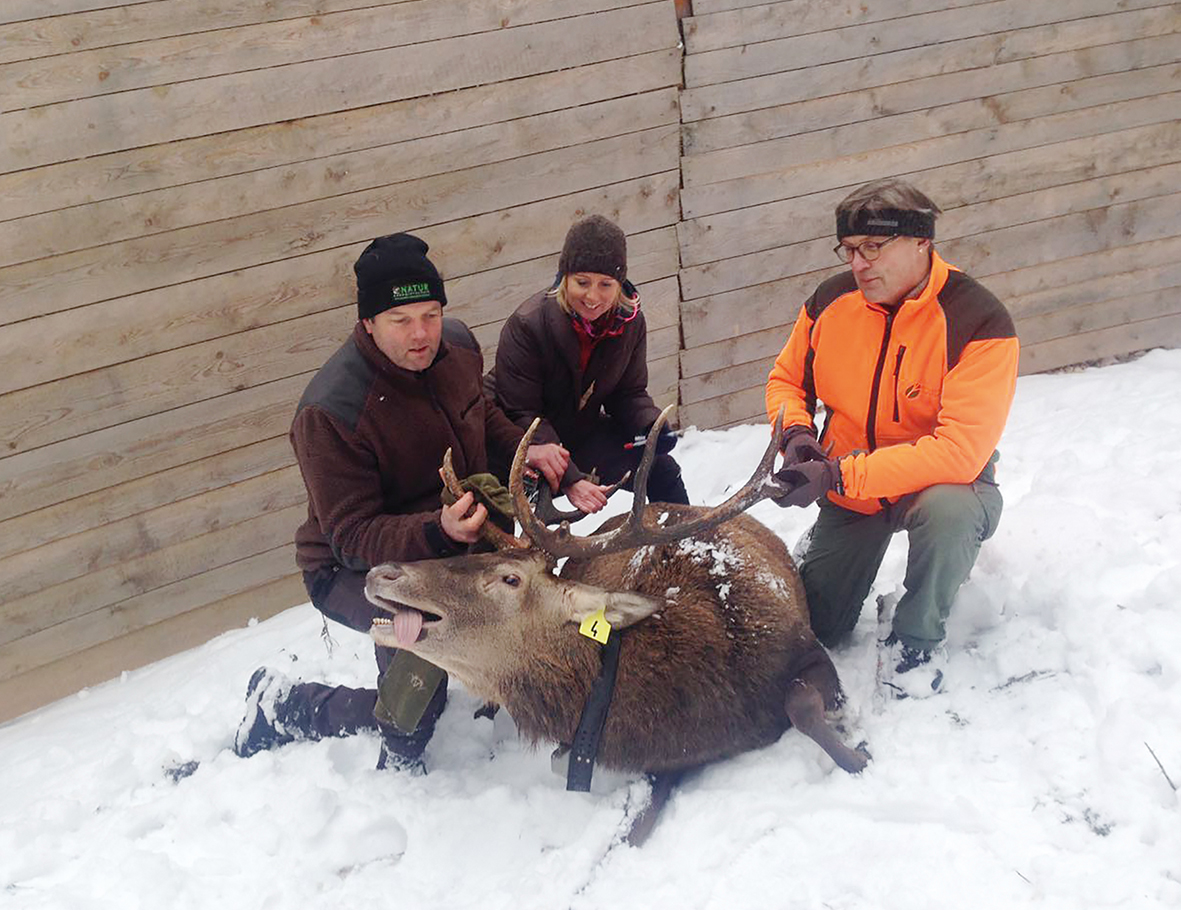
[613,404,784,545]
[532,482,585,524]
[510,421,643,553]
[513,407,788,559]
[441,448,529,551]
[627,403,676,528]
[509,420,575,553]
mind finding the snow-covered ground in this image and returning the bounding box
[3,349,1180,910]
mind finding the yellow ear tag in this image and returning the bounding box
[578,608,611,644]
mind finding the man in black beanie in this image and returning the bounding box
[233,232,569,769]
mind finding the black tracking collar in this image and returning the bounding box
[566,631,624,792]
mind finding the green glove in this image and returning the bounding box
[441,472,515,533]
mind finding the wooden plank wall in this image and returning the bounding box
[0,0,683,722]
[677,0,1181,429]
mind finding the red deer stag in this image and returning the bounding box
[366,408,868,842]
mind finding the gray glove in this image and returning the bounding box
[773,457,843,508]
[781,425,826,467]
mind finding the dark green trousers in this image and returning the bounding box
[799,455,1003,650]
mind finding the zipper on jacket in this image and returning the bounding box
[865,308,899,451]
[891,345,907,423]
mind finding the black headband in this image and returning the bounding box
[837,208,936,240]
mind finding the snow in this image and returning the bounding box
[4,349,1181,909]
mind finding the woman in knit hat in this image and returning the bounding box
[485,215,689,512]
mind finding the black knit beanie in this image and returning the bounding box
[557,215,627,282]
[354,233,447,320]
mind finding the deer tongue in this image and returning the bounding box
[392,607,424,647]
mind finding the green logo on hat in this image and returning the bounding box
[391,282,431,303]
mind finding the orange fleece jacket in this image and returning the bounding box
[766,251,1018,515]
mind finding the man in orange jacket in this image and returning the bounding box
[766,178,1018,696]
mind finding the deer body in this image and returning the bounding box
[367,406,867,783]
[368,507,857,774]
[561,507,834,771]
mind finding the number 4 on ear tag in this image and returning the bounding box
[578,607,611,644]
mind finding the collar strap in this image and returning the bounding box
[837,208,935,240]
[566,631,624,792]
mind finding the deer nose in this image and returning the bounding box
[367,563,404,586]
[365,564,407,606]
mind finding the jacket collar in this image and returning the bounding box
[541,288,642,364]
[862,249,951,314]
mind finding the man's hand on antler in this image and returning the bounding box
[780,424,826,467]
[440,490,488,543]
[525,442,570,491]
[772,457,844,508]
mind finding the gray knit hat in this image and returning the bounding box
[557,215,627,282]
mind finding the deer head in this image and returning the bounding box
[366,548,661,698]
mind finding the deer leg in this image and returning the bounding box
[784,678,870,774]
[624,769,684,847]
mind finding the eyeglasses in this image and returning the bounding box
[833,235,900,263]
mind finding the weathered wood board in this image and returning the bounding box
[0,0,684,720]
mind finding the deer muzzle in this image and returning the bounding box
[365,563,443,648]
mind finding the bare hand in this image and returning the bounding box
[440,490,487,544]
[564,479,611,514]
[525,443,570,491]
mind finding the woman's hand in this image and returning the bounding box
[525,443,570,491]
[564,479,611,514]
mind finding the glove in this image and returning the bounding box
[441,472,515,533]
[781,425,826,467]
[628,425,678,455]
[772,457,843,508]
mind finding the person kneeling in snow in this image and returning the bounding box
[233,233,567,768]
[765,178,1018,697]
[482,215,689,513]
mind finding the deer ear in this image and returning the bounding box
[603,591,663,629]
[560,581,661,630]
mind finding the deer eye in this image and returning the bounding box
[501,574,521,587]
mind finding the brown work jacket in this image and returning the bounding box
[292,319,523,574]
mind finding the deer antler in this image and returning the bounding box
[440,448,530,550]
[510,405,787,558]
[531,470,631,525]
